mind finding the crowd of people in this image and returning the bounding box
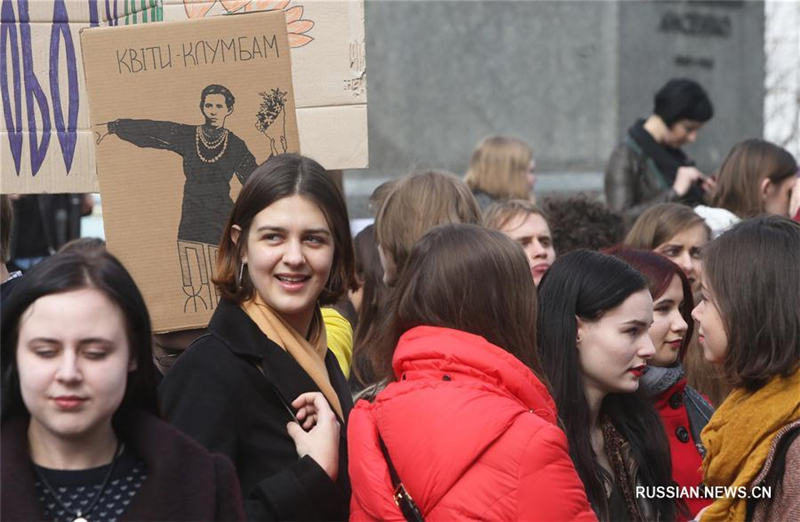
[1,77,799,522]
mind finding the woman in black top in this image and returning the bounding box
[1,250,243,521]
[159,154,356,520]
[605,78,715,222]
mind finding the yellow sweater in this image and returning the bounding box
[322,307,353,378]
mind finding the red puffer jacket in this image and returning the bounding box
[348,326,597,521]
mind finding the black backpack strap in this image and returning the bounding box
[684,385,715,457]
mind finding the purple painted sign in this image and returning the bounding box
[0,0,133,178]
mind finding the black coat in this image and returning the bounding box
[158,299,354,521]
[1,413,244,521]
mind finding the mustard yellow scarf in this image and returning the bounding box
[241,294,344,420]
[700,369,800,521]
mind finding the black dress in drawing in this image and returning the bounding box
[108,119,257,312]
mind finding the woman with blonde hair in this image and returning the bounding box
[464,136,536,210]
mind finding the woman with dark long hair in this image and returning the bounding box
[608,247,713,520]
[538,250,677,521]
[692,216,800,521]
[158,154,356,520]
[1,250,243,521]
[348,224,595,520]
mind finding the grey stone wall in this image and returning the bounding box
[344,0,764,218]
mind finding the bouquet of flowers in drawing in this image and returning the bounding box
[256,88,288,156]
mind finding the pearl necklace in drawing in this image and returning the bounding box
[195,126,229,163]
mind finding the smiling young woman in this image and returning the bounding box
[1,250,243,522]
[158,154,356,521]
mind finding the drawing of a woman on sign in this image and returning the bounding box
[95,84,286,313]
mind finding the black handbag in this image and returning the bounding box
[377,432,425,522]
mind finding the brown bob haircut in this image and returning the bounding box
[464,135,533,200]
[375,170,481,281]
[605,246,694,362]
[215,153,355,304]
[703,216,800,391]
[625,203,710,250]
[374,223,544,381]
[711,139,798,218]
[483,198,549,232]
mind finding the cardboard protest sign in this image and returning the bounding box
[81,10,299,331]
[163,0,368,169]
[0,0,162,194]
[2,0,366,195]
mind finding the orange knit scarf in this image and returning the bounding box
[241,294,343,420]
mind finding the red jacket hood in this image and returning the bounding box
[349,326,559,517]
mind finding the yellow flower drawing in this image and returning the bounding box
[183,0,315,47]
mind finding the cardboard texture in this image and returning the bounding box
[2,0,367,195]
[1,0,162,194]
[81,10,299,331]
[162,0,368,169]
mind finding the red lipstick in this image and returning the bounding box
[628,365,646,378]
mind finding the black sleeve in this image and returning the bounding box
[110,119,191,155]
[245,456,344,521]
[158,343,240,462]
[213,454,247,521]
[233,146,258,186]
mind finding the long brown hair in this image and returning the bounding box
[712,139,797,218]
[702,216,800,391]
[215,154,355,305]
[375,170,481,283]
[350,225,389,388]
[374,223,544,382]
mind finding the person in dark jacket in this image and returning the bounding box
[607,247,713,520]
[159,154,356,521]
[605,78,715,223]
[1,250,244,522]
